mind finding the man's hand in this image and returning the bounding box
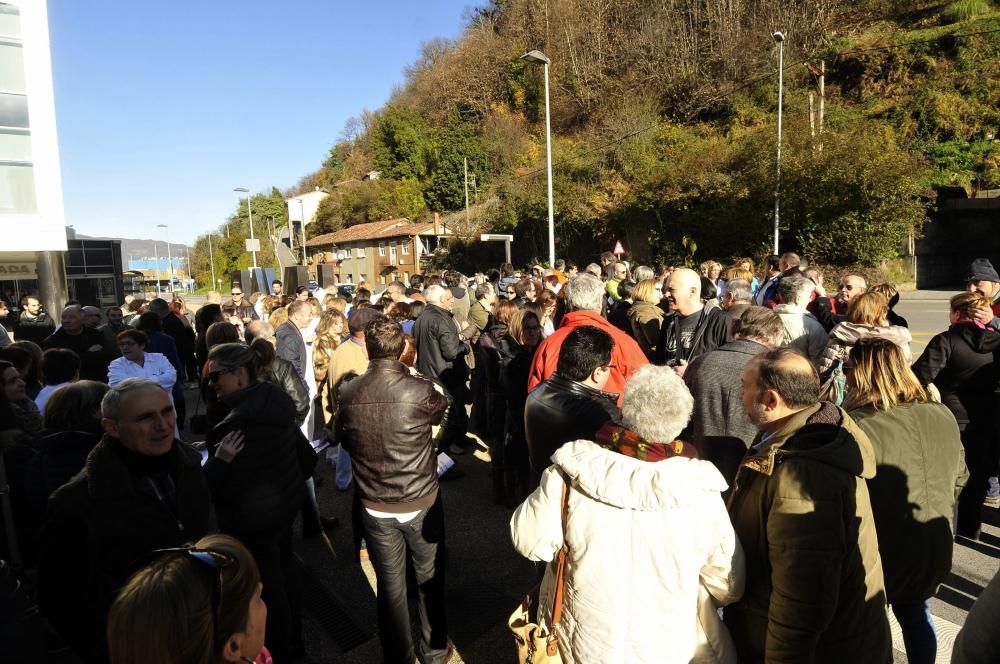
[674,359,688,378]
[214,430,246,464]
[972,305,994,326]
[87,344,104,352]
[813,282,826,298]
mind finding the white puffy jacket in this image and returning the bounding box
[511,439,745,664]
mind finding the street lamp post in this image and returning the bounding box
[157,224,173,293]
[207,233,217,290]
[233,187,257,268]
[520,49,555,267]
[153,241,160,293]
[298,197,307,265]
[772,31,785,255]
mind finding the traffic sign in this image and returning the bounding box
[245,239,260,252]
[613,240,625,255]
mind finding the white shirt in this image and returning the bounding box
[35,381,71,413]
[108,352,177,395]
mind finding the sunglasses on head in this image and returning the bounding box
[152,547,237,639]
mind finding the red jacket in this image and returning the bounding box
[527,310,649,406]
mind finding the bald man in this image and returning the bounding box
[655,267,731,372]
[725,348,890,663]
[43,305,116,382]
[811,274,867,332]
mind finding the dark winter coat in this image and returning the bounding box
[43,326,116,383]
[206,381,314,536]
[413,303,469,389]
[499,336,535,471]
[38,436,210,664]
[911,322,996,426]
[264,356,310,426]
[683,338,769,485]
[336,358,448,512]
[275,321,307,380]
[523,372,619,474]
[725,402,891,664]
[27,424,103,517]
[655,305,732,367]
[849,402,968,604]
[14,311,55,345]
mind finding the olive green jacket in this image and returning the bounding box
[850,401,968,604]
[724,402,891,664]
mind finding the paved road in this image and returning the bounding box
[187,289,997,664]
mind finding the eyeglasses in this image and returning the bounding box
[207,367,236,383]
[152,547,237,638]
[231,291,243,296]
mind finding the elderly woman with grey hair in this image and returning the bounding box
[511,365,745,664]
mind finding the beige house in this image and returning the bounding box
[305,217,453,285]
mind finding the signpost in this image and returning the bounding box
[613,240,625,256]
[245,238,261,253]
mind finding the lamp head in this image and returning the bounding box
[233,187,249,193]
[520,50,551,66]
[772,31,785,43]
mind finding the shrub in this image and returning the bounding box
[942,0,992,25]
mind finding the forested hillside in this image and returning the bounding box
[199,0,1000,278]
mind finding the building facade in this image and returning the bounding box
[305,218,452,285]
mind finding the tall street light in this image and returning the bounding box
[233,187,257,268]
[520,49,555,267]
[772,31,785,255]
[207,233,217,290]
[156,224,173,293]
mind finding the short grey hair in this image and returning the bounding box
[566,273,605,312]
[621,365,694,443]
[724,279,753,305]
[101,378,168,420]
[779,275,813,307]
[584,263,602,277]
[634,265,655,282]
[423,284,446,304]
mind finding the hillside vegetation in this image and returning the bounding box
[197,0,1000,280]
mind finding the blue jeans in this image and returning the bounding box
[892,601,936,664]
[336,443,353,490]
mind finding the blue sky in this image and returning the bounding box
[49,0,477,245]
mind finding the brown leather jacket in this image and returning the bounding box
[335,358,448,512]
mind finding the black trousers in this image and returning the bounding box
[361,498,449,664]
[957,422,995,536]
[239,525,301,660]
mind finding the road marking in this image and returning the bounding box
[888,607,961,663]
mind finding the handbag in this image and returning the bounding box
[508,474,570,663]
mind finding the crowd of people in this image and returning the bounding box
[0,251,999,664]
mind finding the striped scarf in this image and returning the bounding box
[594,422,698,462]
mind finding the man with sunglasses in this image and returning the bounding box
[37,378,213,664]
[224,286,258,324]
[813,274,867,332]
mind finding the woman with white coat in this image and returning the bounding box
[109,329,177,397]
[511,364,745,664]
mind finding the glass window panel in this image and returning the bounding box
[0,162,34,212]
[0,93,28,128]
[0,130,30,161]
[0,42,25,94]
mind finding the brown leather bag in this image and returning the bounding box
[508,474,570,663]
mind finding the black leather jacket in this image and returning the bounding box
[265,356,310,426]
[336,359,448,512]
[413,304,469,388]
[524,372,620,473]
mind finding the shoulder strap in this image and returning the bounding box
[549,471,571,629]
[682,307,711,362]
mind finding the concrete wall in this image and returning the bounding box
[916,198,1000,289]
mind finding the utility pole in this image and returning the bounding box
[464,157,470,230]
[819,60,825,151]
